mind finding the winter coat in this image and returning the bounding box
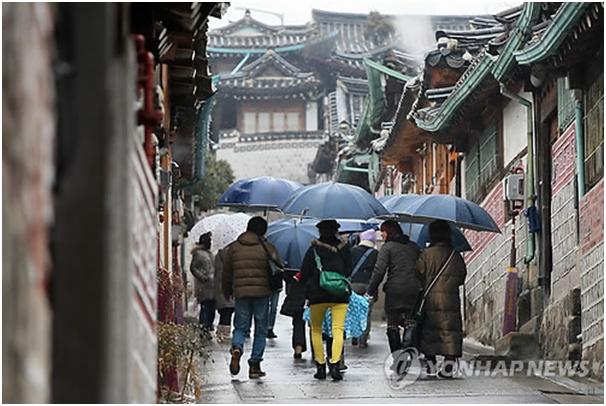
[367,235,421,311]
[280,270,307,318]
[222,231,280,299]
[300,237,352,305]
[190,246,215,302]
[416,242,467,357]
[349,242,378,285]
[214,248,234,309]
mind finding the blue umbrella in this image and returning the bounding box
[395,194,501,233]
[280,182,389,220]
[380,194,422,213]
[218,176,302,210]
[266,219,318,269]
[400,222,472,252]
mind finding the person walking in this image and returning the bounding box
[416,220,466,378]
[349,229,378,348]
[267,290,280,339]
[190,232,216,333]
[300,219,352,381]
[280,270,307,359]
[366,220,421,356]
[222,216,281,379]
[214,247,234,343]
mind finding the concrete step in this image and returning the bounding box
[519,316,540,336]
[495,332,540,360]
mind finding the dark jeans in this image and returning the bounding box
[218,307,234,326]
[232,296,270,363]
[199,299,216,330]
[292,312,307,352]
[268,291,279,330]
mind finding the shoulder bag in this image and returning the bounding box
[313,248,351,297]
[259,237,284,292]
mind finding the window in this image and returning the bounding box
[258,112,270,133]
[243,112,256,134]
[584,72,604,191]
[286,112,299,131]
[465,123,500,202]
[273,112,285,132]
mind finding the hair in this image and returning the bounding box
[429,220,451,245]
[198,232,212,250]
[247,216,268,236]
[380,220,404,242]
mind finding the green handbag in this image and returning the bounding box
[313,249,351,297]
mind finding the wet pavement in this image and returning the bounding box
[197,308,603,403]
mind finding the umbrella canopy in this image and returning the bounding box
[266,218,318,270]
[188,212,251,253]
[393,194,500,233]
[380,194,422,213]
[280,182,389,220]
[399,222,472,252]
[218,176,302,210]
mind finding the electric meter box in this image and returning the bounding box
[503,173,525,201]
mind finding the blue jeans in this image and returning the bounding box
[232,296,270,363]
[268,291,280,330]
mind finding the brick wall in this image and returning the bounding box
[2,4,55,402]
[579,179,604,373]
[129,137,159,402]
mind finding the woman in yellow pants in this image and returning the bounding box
[299,220,352,381]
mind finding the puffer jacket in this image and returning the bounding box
[214,248,234,309]
[367,235,421,311]
[416,242,467,357]
[222,231,280,299]
[190,246,215,302]
[300,237,352,305]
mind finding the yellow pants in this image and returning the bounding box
[310,303,347,364]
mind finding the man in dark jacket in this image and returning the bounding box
[222,216,281,379]
[349,228,378,347]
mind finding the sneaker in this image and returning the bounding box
[248,361,266,379]
[229,347,242,375]
[267,329,277,339]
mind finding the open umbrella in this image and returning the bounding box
[393,194,500,233]
[380,194,422,213]
[218,176,302,210]
[266,219,318,269]
[400,222,472,252]
[280,182,389,220]
[188,212,251,253]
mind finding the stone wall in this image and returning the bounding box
[579,179,604,376]
[2,4,55,402]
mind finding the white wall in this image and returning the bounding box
[503,90,532,167]
[305,101,318,131]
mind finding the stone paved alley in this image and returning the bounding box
[197,305,604,404]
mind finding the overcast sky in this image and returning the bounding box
[209,1,522,28]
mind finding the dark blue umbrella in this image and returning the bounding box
[380,194,422,213]
[218,176,302,210]
[394,194,501,233]
[400,222,472,252]
[266,219,318,269]
[280,182,389,220]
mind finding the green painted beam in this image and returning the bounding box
[363,58,413,82]
[491,2,541,80]
[514,3,590,65]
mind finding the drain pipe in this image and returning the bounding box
[573,90,585,200]
[499,83,536,264]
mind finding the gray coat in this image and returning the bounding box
[367,236,421,311]
[190,246,215,302]
[214,248,234,309]
[416,243,467,357]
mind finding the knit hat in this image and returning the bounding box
[359,229,377,242]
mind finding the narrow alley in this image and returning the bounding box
[197,302,603,403]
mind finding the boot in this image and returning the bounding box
[328,362,343,381]
[293,345,303,359]
[266,329,277,339]
[248,361,266,379]
[313,362,326,380]
[229,347,242,375]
